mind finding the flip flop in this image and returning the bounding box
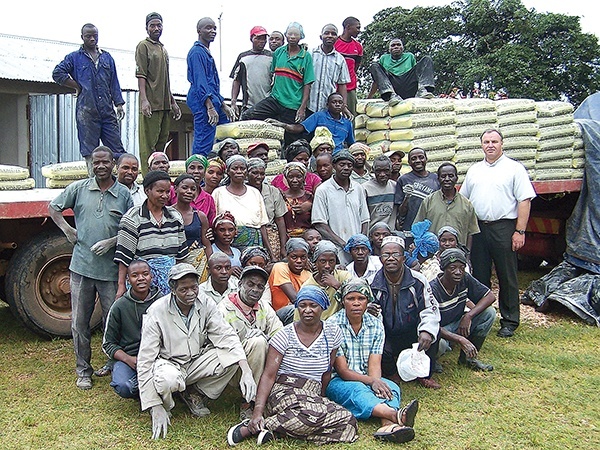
[374,424,415,443]
[397,399,419,428]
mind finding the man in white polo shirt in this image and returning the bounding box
[460,129,535,338]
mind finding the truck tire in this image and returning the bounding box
[4,230,103,338]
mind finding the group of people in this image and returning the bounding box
[47,122,536,444]
[48,11,538,447]
[52,13,436,174]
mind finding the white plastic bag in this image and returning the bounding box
[397,343,430,381]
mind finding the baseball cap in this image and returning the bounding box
[240,265,269,282]
[384,149,406,159]
[250,26,268,38]
[247,142,269,155]
[168,263,199,282]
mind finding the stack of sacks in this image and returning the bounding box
[534,101,576,181]
[0,164,35,190]
[354,99,382,143]
[168,160,186,182]
[364,98,457,175]
[572,122,585,178]
[453,98,498,182]
[42,161,88,188]
[211,138,282,158]
[496,99,538,178]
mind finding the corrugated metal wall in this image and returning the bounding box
[29,92,140,187]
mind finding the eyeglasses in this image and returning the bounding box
[381,252,402,260]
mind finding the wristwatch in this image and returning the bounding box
[515,229,526,235]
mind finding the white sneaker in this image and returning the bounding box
[76,376,92,390]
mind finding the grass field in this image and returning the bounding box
[0,268,599,450]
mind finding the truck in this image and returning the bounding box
[0,177,584,338]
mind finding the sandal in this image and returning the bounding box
[397,399,419,427]
[374,424,415,443]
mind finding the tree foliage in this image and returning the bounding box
[358,0,600,105]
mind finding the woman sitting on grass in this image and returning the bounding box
[327,278,419,443]
[227,285,358,446]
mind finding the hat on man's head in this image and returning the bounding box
[240,265,269,282]
[168,263,199,282]
[349,142,370,158]
[332,150,355,165]
[381,235,405,250]
[250,26,268,38]
[146,12,162,25]
[439,248,468,270]
[247,142,269,156]
[384,149,406,159]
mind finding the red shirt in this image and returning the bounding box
[334,37,363,91]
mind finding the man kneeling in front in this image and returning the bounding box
[137,263,256,439]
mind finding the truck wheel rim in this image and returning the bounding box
[35,254,71,319]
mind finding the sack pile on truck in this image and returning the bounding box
[535,101,577,180]
[42,161,88,188]
[572,123,585,178]
[0,164,35,190]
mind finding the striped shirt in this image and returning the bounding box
[328,309,384,377]
[114,202,188,266]
[270,321,342,382]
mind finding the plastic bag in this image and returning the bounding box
[397,343,430,381]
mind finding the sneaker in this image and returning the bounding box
[388,94,403,107]
[227,419,249,446]
[180,388,211,417]
[76,376,92,390]
[93,364,112,377]
[257,429,275,445]
[239,404,253,421]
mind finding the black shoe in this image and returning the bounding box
[227,419,249,446]
[257,429,275,445]
[497,326,515,338]
[459,357,494,371]
[398,399,419,427]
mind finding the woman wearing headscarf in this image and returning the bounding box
[204,158,226,195]
[227,285,358,446]
[298,240,352,321]
[369,222,393,257]
[421,225,471,282]
[167,154,216,225]
[281,161,313,238]
[309,126,335,172]
[271,140,322,194]
[268,238,312,325]
[172,174,212,281]
[326,279,419,443]
[114,170,189,297]
[344,234,382,284]
[212,155,274,258]
[246,157,288,260]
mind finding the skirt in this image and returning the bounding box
[264,374,358,444]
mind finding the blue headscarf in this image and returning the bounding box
[295,285,330,310]
[343,234,372,253]
[410,219,439,258]
[286,22,305,40]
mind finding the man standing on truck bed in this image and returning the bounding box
[49,146,133,390]
[52,23,126,176]
[460,129,535,338]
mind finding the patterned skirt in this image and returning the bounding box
[233,225,262,251]
[264,374,358,444]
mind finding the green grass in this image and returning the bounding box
[1,272,599,450]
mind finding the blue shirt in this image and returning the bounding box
[301,110,355,152]
[52,46,124,119]
[50,177,132,281]
[186,41,224,113]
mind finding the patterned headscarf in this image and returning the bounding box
[147,151,169,167]
[225,154,247,170]
[285,139,311,163]
[240,246,270,267]
[217,138,240,158]
[185,154,208,170]
[349,142,370,158]
[286,22,305,40]
[207,157,226,173]
[310,126,335,152]
[213,211,236,228]
[312,239,338,263]
[247,157,266,171]
[285,237,310,255]
[343,234,372,253]
[369,221,392,237]
[437,225,460,240]
[283,161,307,179]
[335,278,375,305]
[295,285,329,310]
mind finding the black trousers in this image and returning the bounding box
[382,329,439,379]
[370,56,435,100]
[241,96,307,146]
[471,219,520,329]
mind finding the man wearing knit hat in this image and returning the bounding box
[136,12,182,174]
[349,142,372,184]
[230,26,273,119]
[429,248,496,372]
